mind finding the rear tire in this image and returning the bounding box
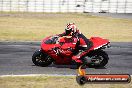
[87,50,109,68]
[32,50,53,67]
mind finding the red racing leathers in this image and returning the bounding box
[57,30,93,63]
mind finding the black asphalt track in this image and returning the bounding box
[0,42,132,75]
[88,13,132,19]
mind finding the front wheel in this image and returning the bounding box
[32,50,53,67]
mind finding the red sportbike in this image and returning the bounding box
[32,35,110,68]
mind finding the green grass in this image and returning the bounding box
[0,12,132,42]
[0,76,132,88]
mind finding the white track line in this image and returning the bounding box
[0,74,76,77]
[0,74,131,77]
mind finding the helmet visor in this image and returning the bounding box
[65,28,72,35]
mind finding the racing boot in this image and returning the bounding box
[72,50,92,67]
[72,51,84,63]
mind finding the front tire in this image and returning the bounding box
[32,50,53,67]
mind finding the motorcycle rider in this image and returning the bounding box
[57,23,93,64]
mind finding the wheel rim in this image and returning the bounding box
[35,54,52,64]
[92,55,104,65]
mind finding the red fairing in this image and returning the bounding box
[41,36,74,65]
[40,35,110,65]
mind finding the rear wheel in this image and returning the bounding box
[32,50,53,67]
[86,50,109,67]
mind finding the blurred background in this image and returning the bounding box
[0,0,132,13]
[0,0,132,42]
